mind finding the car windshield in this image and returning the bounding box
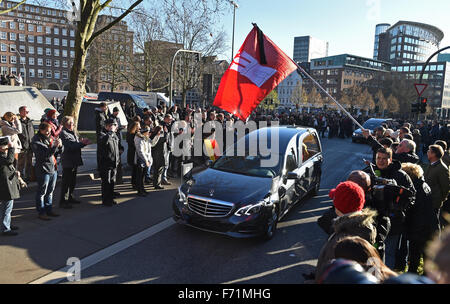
[212,153,282,178]
[131,95,147,109]
[363,120,383,130]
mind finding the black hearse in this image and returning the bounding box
[173,126,323,240]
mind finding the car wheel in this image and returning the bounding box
[263,205,279,241]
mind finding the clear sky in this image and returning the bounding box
[218,0,450,61]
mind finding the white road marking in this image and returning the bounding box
[28,218,175,284]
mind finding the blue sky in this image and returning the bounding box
[218,0,450,61]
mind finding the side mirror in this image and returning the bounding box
[287,172,298,180]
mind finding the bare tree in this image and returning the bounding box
[62,0,144,129]
[386,94,400,114]
[162,0,228,107]
[375,89,387,116]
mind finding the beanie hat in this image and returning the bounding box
[329,181,365,214]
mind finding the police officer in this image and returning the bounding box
[98,118,120,206]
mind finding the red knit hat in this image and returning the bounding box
[47,109,57,118]
[329,181,365,214]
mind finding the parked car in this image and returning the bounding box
[97,92,148,117]
[352,118,393,143]
[173,126,323,240]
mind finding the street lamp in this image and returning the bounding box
[169,49,202,108]
[228,1,239,62]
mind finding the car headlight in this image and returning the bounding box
[235,196,274,216]
[353,132,357,136]
[178,186,187,205]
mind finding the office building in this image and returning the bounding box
[373,23,390,60]
[293,36,328,63]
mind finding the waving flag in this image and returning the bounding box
[213,24,297,120]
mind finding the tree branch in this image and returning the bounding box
[0,0,26,14]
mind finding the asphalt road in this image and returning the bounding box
[60,137,373,284]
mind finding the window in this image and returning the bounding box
[46,48,51,56]
[62,60,68,68]
[54,27,59,35]
[46,70,52,78]
[62,50,67,57]
[19,45,25,53]
[54,60,60,67]
[37,58,43,66]
[70,51,74,58]
[46,58,51,66]
[1,55,6,63]
[70,30,75,37]
[9,22,15,30]
[54,49,59,57]
[62,28,67,36]
[37,36,43,44]
[29,69,35,78]
[19,34,25,42]
[70,40,74,48]
[46,27,51,34]
[0,21,6,28]
[28,46,34,54]
[28,35,34,43]
[0,32,6,40]
[20,56,25,65]
[62,39,67,47]
[9,33,16,41]
[37,69,43,78]
[302,134,320,162]
[54,38,59,46]
[37,47,43,55]
[285,147,298,172]
[54,70,60,79]
[62,71,68,79]
[45,37,51,45]
[19,23,25,31]
[0,43,6,51]
[28,57,34,65]
[8,44,15,52]
[37,26,43,33]
[10,56,16,64]
[28,24,34,32]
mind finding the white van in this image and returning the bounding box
[123,91,169,108]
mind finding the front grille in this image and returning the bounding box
[187,195,234,217]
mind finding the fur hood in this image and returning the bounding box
[332,208,378,244]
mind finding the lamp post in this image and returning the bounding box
[169,49,202,108]
[228,1,239,62]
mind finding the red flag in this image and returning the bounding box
[213,25,297,120]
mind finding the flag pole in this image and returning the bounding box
[294,62,364,130]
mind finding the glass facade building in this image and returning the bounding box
[373,23,390,60]
[293,36,328,63]
[377,21,444,65]
[438,53,450,62]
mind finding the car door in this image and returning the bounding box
[299,131,323,193]
[281,139,300,213]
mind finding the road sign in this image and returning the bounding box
[414,83,428,96]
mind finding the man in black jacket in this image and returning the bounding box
[59,116,91,209]
[394,139,420,164]
[98,118,120,206]
[32,122,62,220]
[17,106,35,182]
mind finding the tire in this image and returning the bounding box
[262,205,279,241]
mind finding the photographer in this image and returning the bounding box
[0,137,20,236]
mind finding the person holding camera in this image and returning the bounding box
[150,126,165,189]
[17,106,35,182]
[32,122,62,220]
[160,114,174,184]
[98,118,121,207]
[0,112,23,167]
[134,126,158,196]
[58,116,92,209]
[0,137,20,236]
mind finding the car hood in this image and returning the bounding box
[186,168,273,205]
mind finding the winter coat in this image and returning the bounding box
[60,128,85,169]
[95,108,108,137]
[405,176,435,243]
[44,118,63,138]
[18,116,34,151]
[31,133,59,174]
[126,132,136,166]
[0,148,20,201]
[315,208,378,282]
[134,132,158,166]
[424,159,450,210]
[0,118,23,152]
[97,130,120,170]
[393,152,420,164]
[150,132,165,168]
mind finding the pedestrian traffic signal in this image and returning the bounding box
[420,97,428,113]
[411,103,419,113]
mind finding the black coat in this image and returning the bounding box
[393,152,420,164]
[95,109,108,137]
[18,117,34,151]
[31,133,59,174]
[0,148,20,201]
[98,130,120,170]
[405,177,435,243]
[60,128,85,169]
[126,132,136,166]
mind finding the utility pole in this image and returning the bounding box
[228,1,239,62]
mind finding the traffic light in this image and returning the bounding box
[420,97,428,113]
[411,102,419,113]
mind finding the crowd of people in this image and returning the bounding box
[315,120,450,284]
[1,100,450,284]
[0,72,24,86]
